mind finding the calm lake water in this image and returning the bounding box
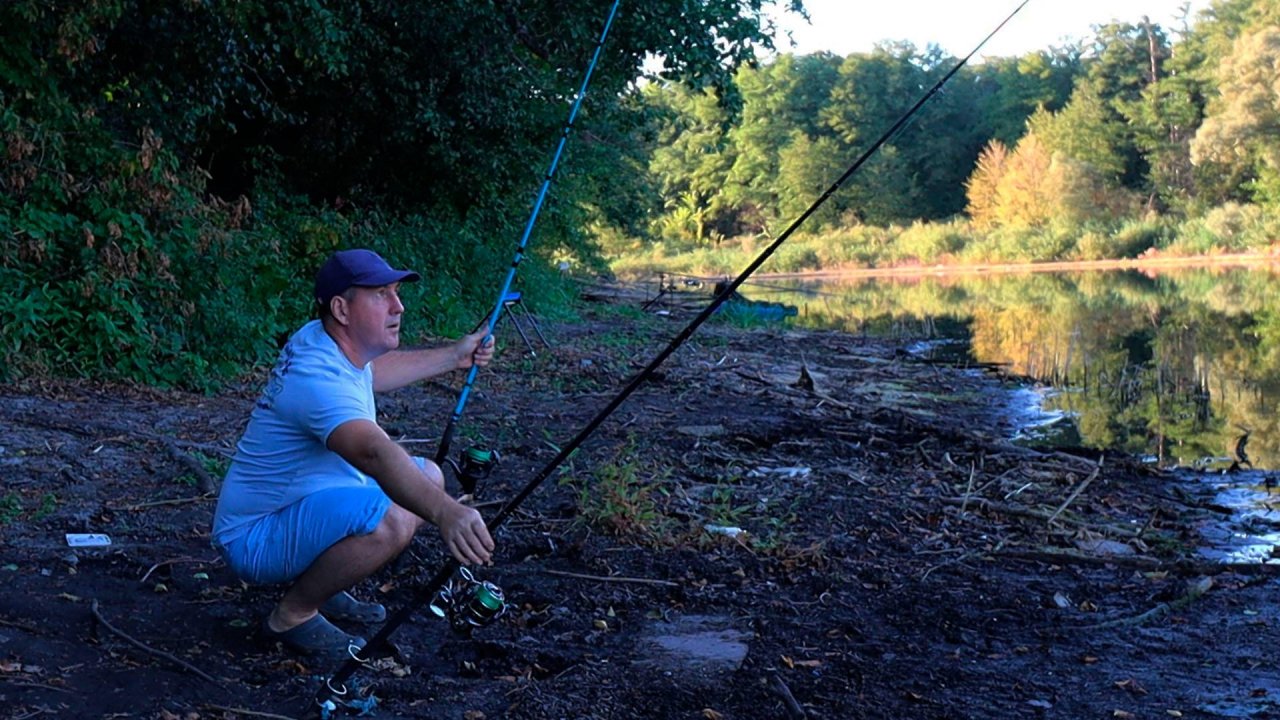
[731,266,1280,473]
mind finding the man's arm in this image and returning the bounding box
[327,419,494,565]
[371,328,494,393]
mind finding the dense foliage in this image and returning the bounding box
[0,0,795,386]
[5,0,1279,387]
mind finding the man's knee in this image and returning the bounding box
[417,458,444,490]
[378,504,424,548]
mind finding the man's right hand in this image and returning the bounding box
[437,500,495,566]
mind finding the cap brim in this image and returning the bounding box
[356,269,420,287]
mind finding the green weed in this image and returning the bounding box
[0,493,22,525]
[561,441,674,544]
[32,492,57,520]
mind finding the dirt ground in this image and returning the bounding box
[2,292,1279,720]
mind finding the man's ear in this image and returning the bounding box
[330,295,350,325]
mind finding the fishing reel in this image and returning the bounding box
[446,446,500,496]
[428,566,508,634]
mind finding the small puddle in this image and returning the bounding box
[908,339,1280,565]
[997,380,1280,565]
[638,614,751,673]
[1179,471,1280,565]
[1199,694,1280,719]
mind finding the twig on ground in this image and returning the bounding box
[203,705,298,720]
[1,680,75,694]
[1081,577,1214,629]
[90,599,223,686]
[996,548,1163,570]
[112,495,214,511]
[163,438,218,495]
[0,616,39,632]
[921,539,1007,581]
[1044,459,1102,527]
[939,497,1141,537]
[139,556,219,584]
[960,462,977,516]
[770,672,808,719]
[541,569,680,587]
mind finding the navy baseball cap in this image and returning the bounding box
[315,249,420,306]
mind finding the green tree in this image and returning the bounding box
[724,52,841,232]
[1190,27,1280,205]
[973,48,1083,146]
[644,83,735,243]
[1029,79,1128,182]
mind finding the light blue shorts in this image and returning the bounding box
[218,484,392,585]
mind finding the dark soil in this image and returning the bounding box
[2,296,1278,720]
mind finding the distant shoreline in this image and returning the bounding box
[746,252,1280,281]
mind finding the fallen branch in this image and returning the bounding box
[1,680,75,694]
[541,569,680,587]
[90,599,223,686]
[1044,460,1102,527]
[996,548,1163,570]
[163,438,219,495]
[139,556,219,584]
[110,495,214,512]
[770,672,808,719]
[938,497,1141,537]
[1081,577,1214,629]
[203,705,298,720]
[0,616,39,632]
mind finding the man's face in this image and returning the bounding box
[341,283,405,357]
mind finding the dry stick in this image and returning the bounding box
[163,438,219,495]
[960,462,977,516]
[541,569,680,587]
[1081,577,1214,630]
[0,616,39,632]
[2,680,75,694]
[12,411,233,457]
[921,539,1009,581]
[89,599,223,686]
[770,672,808,719]
[996,548,1163,570]
[112,495,214,511]
[938,497,1142,537]
[203,705,299,720]
[1044,459,1103,527]
[139,556,218,584]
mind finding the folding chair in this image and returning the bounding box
[495,290,551,355]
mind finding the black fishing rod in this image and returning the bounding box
[431,0,624,492]
[314,0,1029,713]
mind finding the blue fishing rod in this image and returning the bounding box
[433,0,623,498]
[314,1,622,714]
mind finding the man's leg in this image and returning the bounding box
[267,504,424,632]
[268,459,443,632]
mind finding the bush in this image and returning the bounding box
[893,220,968,264]
[1170,202,1268,254]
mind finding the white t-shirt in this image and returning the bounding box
[212,319,375,546]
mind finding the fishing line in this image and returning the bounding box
[315,0,1030,712]
[432,0,624,473]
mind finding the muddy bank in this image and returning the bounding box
[1,300,1278,719]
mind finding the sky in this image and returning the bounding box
[767,0,1214,59]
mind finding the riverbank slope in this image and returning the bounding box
[1,298,1275,719]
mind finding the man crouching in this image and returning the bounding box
[212,248,496,657]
